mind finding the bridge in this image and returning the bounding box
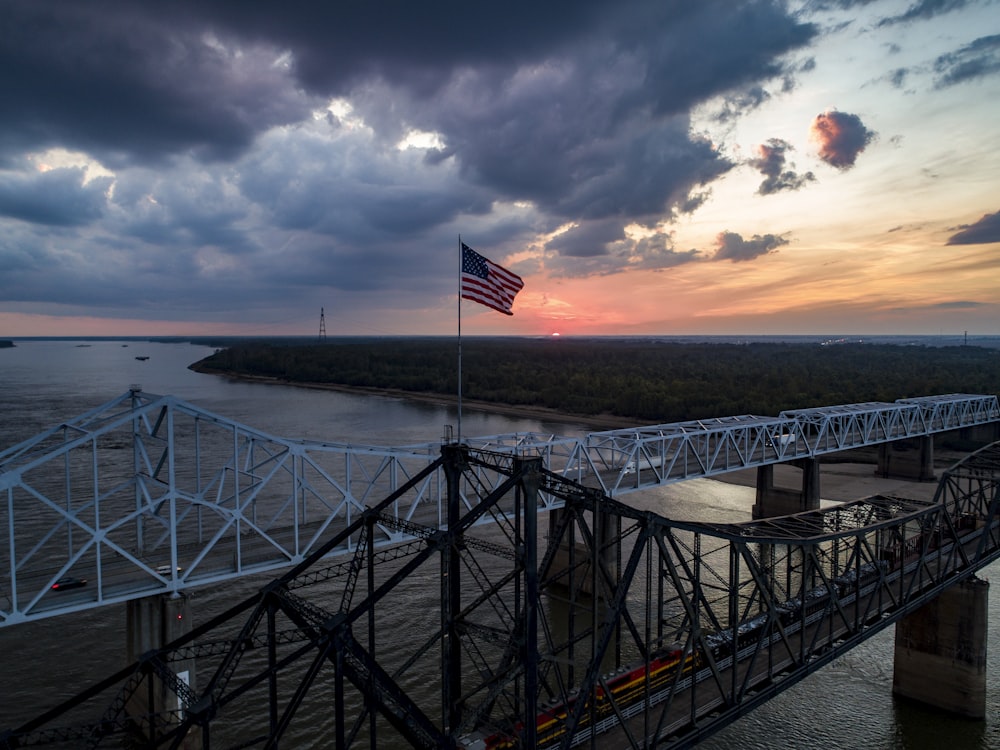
[1,435,999,748]
[1,389,997,627]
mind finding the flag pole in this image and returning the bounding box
[456,239,523,443]
[457,236,463,444]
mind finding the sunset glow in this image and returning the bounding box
[1,1,997,338]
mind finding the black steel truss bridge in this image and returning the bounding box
[2,437,1000,749]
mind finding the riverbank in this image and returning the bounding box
[190,338,1000,431]
[190,365,641,430]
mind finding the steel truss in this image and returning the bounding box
[1,390,997,627]
[2,442,999,749]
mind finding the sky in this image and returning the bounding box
[1,0,998,338]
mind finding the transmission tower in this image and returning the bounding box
[318,307,327,342]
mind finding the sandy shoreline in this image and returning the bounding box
[191,367,641,430]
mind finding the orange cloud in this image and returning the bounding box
[810,110,875,170]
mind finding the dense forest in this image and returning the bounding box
[191,338,1000,425]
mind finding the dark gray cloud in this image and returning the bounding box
[0,166,110,226]
[0,2,316,167]
[236,125,490,244]
[0,0,821,318]
[547,222,625,259]
[631,236,702,269]
[946,211,1000,244]
[542,220,703,278]
[0,0,815,221]
[711,85,772,124]
[712,231,788,262]
[543,221,631,278]
[927,300,988,309]
[113,168,256,254]
[888,68,910,88]
[934,35,1000,87]
[878,0,972,26]
[195,1,615,96]
[748,139,816,195]
[0,0,813,170]
[810,110,876,169]
[803,0,881,9]
[391,2,815,224]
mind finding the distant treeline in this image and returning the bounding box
[190,339,1000,424]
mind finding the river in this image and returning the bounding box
[0,339,997,748]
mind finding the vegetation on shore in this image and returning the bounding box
[191,338,1000,425]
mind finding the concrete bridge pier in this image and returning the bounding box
[751,458,820,519]
[126,593,198,739]
[548,507,620,598]
[877,436,935,481]
[959,423,1000,445]
[892,577,989,719]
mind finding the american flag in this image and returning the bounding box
[461,243,524,315]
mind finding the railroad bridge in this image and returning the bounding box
[1,391,999,747]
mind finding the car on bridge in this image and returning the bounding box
[50,577,87,591]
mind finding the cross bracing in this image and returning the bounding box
[2,441,999,749]
[0,390,997,627]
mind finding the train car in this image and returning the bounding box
[465,644,695,749]
[705,611,772,657]
[831,560,887,592]
[463,561,892,748]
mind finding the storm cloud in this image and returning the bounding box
[0,0,994,335]
[0,0,818,318]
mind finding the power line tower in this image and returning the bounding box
[318,307,327,342]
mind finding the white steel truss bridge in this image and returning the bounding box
[0,388,997,627]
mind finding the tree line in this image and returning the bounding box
[191,338,1000,424]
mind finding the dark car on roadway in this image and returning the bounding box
[51,576,87,591]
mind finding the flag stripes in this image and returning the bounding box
[460,242,524,315]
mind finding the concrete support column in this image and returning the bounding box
[752,459,821,519]
[548,506,620,598]
[595,510,621,587]
[877,435,935,481]
[892,577,989,719]
[126,594,197,734]
[959,423,1000,444]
